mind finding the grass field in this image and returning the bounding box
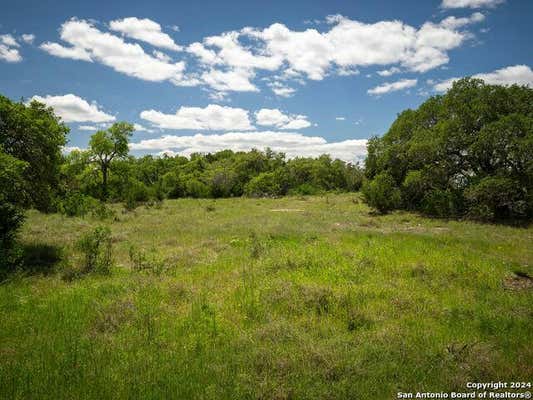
[1,194,532,399]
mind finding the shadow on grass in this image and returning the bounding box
[20,243,63,275]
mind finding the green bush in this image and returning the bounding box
[128,245,167,275]
[57,192,99,217]
[244,172,282,197]
[465,176,528,220]
[290,183,321,196]
[76,226,113,274]
[186,179,211,198]
[0,150,27,274]
[421,189,460,218]
[361,172,402,213]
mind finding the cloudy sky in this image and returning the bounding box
[1,0,532,162]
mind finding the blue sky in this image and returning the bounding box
[1,0,532,161]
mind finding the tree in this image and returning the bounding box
[89,122,134,200]
[0,148,27,272]
[362,78,533,220]
[0,96,68,211]
[361,172,402,213]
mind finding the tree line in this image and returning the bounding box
[1,77,532,272]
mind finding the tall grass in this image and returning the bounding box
[0,194,531,399]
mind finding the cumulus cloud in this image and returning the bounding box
[41,13,485,94]
[109,17,182,51]
[40,18,189,85]
[255,108,311,129]
[21,34,35,44]
[30,94,116,123]
[130,131,367,162]
[268,81,296,97]
[140,104,254,130]
[200,68,258,92]
[62,145,85,153]
[441,0,504,9]
[377,67,401,77]
[0,34,22,62]
[368,78,418,95]
[434,64,533,92]
[133,123,154,132]
[439,12,485,29]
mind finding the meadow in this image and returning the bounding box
[1,193,532,399]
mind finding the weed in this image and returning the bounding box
[76,226,113,274]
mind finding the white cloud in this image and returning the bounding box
[40,42,93,61]
[368,78,418,95]
[200,68,258,92]
[434,64,533,92]
[21,34,35,44]
[109,17,182,51]
[30,94,116,123]
[268,81,296,97]
[62,145,85,153]
[140,104,254,130]
[1,34,19,47]
[441,0,504,8]
[133,123,154,133]
[130,131,367,162]
[377,67,401,77]
[79,125,98,131]
[0,34,22,62]
[40,18,189,85]
[41,14,484,93]
[255,109,311,129]
[440,12,485,29]
[335,117,346,121]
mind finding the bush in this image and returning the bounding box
[421,189,461,217]
[361,172,402,213]
[57,192,99,217]
[90,201,117,220]
[0,202,24,274]
[186,179,211,198]
[244,172,282,197]
[465,176,528,220]
[76,226,113,274]
[290,183,321,196]
[128,245,167,275]
[0,150,27,274]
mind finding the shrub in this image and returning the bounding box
[57,192,99,217]
[0,150,27,274]
[128,245,166,275]
[361,172,402,213]
[290,183,320,196]
[244,172,282,197]
[90,201,117,220]
[402,170,428,208]
[186,179,210,198]
[421,189,460,218]
[465,176,528,220]
[76,226,113,274]
[0,202,24,273]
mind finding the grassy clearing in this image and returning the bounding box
[1,194,532,399]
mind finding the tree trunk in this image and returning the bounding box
[102,164,108,200]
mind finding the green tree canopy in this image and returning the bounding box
[0,96,69,211]
[363,78,533,220]
[89,122,134,199]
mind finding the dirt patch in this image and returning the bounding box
[270,208,304,212]
[503,272,533,291]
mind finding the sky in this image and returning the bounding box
[1,0,532,162]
